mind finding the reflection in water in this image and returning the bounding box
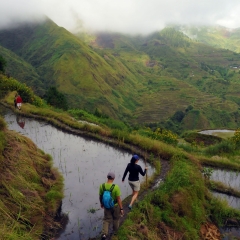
[211,169,240,238]
[16,114,25,129]
[212,192,240,239]
[200,127,240,240]
[1,108,154,240]
[213,192,240,209]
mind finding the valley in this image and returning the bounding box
[1,18,240,239]
[1,19,240,132]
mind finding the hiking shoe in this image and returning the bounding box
[101,234,106,240]
[128,205,132,210]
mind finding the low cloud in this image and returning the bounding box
[1,0,240,34]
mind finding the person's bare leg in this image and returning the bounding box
[129,191,139,207]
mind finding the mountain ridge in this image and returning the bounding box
[1,19,240,131]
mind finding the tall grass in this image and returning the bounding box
[117,153,240,239]
[0,122,63,239]
[117,156,208,239]
[204,140,235,156]
[3,89,240,239]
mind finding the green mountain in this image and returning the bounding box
[0,19,143,120]
[0,45,45,95]
[84,29,240,129]
[1,19,240,131]
[175,25,240,53]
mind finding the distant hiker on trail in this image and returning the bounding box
[14,93,18,108]
[16,94,23,110]
[122,154,148,210]
[99,172,124,240]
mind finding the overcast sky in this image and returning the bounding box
[1,0,240,34]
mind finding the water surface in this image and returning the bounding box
[1,108,154,240]
[199,129,235,139]
[211,169,240,191]
[212,192,240,239]
[211,168,240,239]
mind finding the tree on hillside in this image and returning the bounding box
[171,110,185,123]
[0,55,6,73]
[44,87,68,110]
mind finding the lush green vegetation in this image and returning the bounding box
[115,132,240,239]
[68,108,130,131]
[117,156,240,239]
[44,86,68,110]
[0,46,45,96]
[176,25,240,53]
[0,74,44,107]
[0,116,63,239]
[1,20,240,133]
[2,20,240,239]
[0,54,6,73]
[1,75,240,239]
[137,127,178,145]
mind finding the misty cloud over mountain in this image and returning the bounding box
[1,0,240,34]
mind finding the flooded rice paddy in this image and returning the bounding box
[211,169,240,191]
[199,129,235,139]
[211,169,240,239]
[213,192,240,239]
[1,108,154,240]
[200,129,240,238]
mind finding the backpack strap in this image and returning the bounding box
[102,183,106,192]
[102,183,115,193]
[109,184,116,204]
[109,184,115,192]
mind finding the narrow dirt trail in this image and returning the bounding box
[119,158,170,225]
[93,158,171,240]
[1,103,171,240]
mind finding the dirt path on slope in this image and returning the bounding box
[91,158,171,240]
[119,158,170,223]
[1,103,171,240]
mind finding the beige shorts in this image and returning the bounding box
[128,180,140,192]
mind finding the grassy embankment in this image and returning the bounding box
[0,116,63,239]
[2,74,240,239]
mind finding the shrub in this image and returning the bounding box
[0,55,6,73]
[0,75,44,107]
[68,108,129,130]
[0,116,6,131]
[138,127,178,145]
[231,128,240,149]
[204,140,235,156]
[183,132,222,146]
[44,87,68,110]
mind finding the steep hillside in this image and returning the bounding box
[175,25,240,53]
[1,20,240,131]
[0,19,143,120]
[0,46,45,95]
[84,29,240,130]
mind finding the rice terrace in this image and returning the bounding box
[2,10,240,240]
